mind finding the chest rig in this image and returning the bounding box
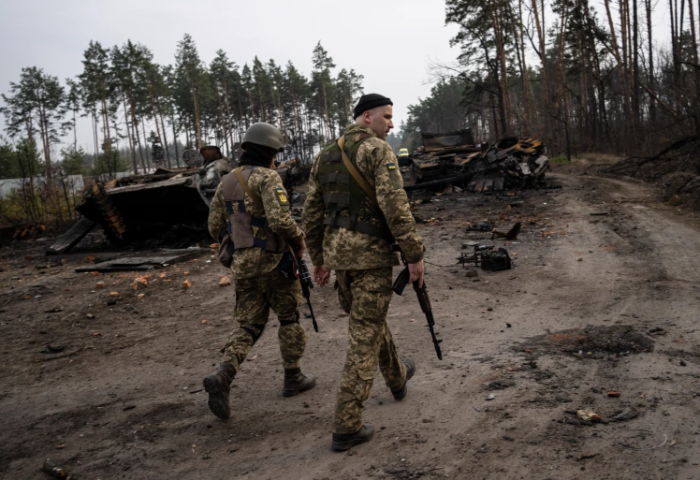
[317,134,393,241]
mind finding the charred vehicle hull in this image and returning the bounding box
[409,131,549,192]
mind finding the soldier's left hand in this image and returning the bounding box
[314,265,331,287]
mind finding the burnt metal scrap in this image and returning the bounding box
[407,130,549,192]
[74,249,208,272]
[48,147,233,254]
[458,244,512,271]
[49,146,310,254]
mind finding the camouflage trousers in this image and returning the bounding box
[222,267,307,372]
[333,267,407,434]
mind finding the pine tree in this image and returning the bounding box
[63,78,81,150]
[173,34,210,149]
[79,41,117,155]
[311,42,336,142]
[0,67,66,175]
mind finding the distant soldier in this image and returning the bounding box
[198,146,234,195]
[182,148,203,168]
[203,123,316,421]
[302,94,425,451]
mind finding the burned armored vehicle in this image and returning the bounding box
[49,146,311,254]
[410,129,481,183]
[408,130,549,192]
[48,147,234,254]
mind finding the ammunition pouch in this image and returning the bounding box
[217,226,235,268]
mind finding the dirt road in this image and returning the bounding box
[1,173,699,480]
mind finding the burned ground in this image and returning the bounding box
[1,173,700,479]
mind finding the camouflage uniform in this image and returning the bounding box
[209,167,307,372]
[302,124,424,434]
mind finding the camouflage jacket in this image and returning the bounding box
[209,167,304,280]
[302,124,424,270]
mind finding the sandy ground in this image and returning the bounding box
[1,173,700,480]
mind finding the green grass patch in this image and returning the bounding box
[549,154,570,165]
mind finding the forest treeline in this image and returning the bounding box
[4,0,700,180]
[0,34,364,178]
[399,0,700,160]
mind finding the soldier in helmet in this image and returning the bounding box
[203,122,316,421]
[302,94,425,451]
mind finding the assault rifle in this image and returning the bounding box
[392,248,443,360]
[293,253,319,333]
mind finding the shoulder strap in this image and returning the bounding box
[337,136,378,205]
[234,167,263,207]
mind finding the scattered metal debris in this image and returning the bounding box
[459,245,512,271]
[491,222,521,240]
[74,249,207,272]
[618,433,668,451]
[42,459,72,479]
[41,344,65,353]
[609,407,639,422]
[46,217,98,255]
[406,132,549,192]
[487,380,515,390]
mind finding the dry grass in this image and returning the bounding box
[549,152,624,175]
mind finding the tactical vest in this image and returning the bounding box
[318,134,393,241]
[220,166,286,254]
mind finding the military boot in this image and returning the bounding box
[282,368,317,397]
[391,358,416,401]
[203,361,236,420]
[332,424,375,451]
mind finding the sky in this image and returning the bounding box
[0,0,677,156]
[0,0,461,153]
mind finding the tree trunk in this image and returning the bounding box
[141,120,151,170]
[148,88,166,167]
[516,0,533,135]
[122,95,138,174]
[488,0,512,134]
[531,0,551,144]
[321,80,332,139]
[157,105,171,168]
[604,0,632,152]
[92,110,99,158]
[170,110,181,167]
[632,0,641,149]
[189,74,202,149]
[646,0,656,125]
[128,90,147,173]
[222,80,236,155]
[72,108,78,151]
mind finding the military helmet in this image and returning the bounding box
[242,123,285,152]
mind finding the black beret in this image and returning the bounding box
[353,93,393,119]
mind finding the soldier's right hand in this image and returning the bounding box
[408,259,425,288]
[290,237,307,258]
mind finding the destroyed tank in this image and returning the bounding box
[407,130,549,192]
[49,146,310,254]
[48,146,235,254]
